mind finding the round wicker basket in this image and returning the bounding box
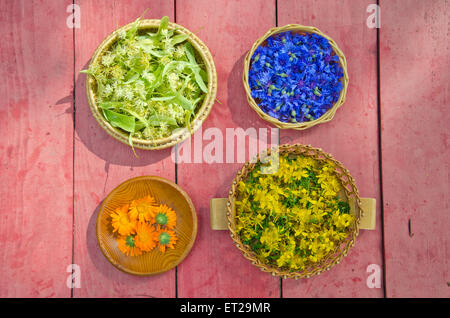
[85,19,218,150]
[242,24,349,130]
[226,144,363,279]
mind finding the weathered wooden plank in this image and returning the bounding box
[277,0,384,297]
[0,0,74,297]
[73,0,176,297]
[175,0,281,297]
[380,0,449,298]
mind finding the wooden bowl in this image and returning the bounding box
[85,19,218,150]
[243,24,349,130]
[96,176,197,276]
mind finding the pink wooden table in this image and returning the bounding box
[0,0,448,298]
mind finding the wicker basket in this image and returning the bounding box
[242,24,349,130]
[85,19,218,150]
[210,144,376,279]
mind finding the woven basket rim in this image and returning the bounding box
[242,24,349,130]
[85,19,218,150]
[226,143,363,279]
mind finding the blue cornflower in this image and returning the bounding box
[248,31,344,123]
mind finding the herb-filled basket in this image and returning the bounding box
[83,16,217,150]
[210,144,376,279]
[243,24,349,130]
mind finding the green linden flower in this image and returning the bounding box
[81,15,208,153]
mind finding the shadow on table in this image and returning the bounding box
[57,61,172,167]
[227,52,274,131]
[85,203,117,275]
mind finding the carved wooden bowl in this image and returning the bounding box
[96,176,197,276]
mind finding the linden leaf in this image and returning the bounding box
[184,42,197,65]
[170,33,189,46]
[173,91,194,110]
[103,109,136,133]
[157,16,169,36]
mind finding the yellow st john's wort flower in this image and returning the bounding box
[110,204,136,236]
[234,154,356,272]
[276,249,295,268]
[292,167,309,181]
[332,210,354,229]
[128,195,157,223]
[259,224,281,252]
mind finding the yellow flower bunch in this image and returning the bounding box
[235,154,355,272]
[110,195,178,256]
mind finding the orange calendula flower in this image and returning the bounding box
[134,221,157,252]
[128,195,157,223]
[111,204,136,236]
[153,204,177,229]
[156,226,178,253]
[117,235,142,256]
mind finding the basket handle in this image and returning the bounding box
[210,198,229,230]
[210,197,376,231]
[359,197,377,230]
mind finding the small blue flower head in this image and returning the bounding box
[248,31,344,123]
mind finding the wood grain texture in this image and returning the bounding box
[0,0,74,297]
[277,0,384,297]
[73,0,176,298]
[379,0,449,298]
[176,0,281,297]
